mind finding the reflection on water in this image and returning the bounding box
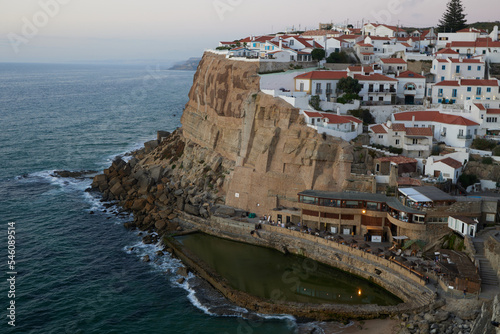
[177,233,402,306]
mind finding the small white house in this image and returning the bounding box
[294,71,348,101]
[448,215,477,237]
[425,157,463,184]
[392,110,480,148]
[430,79,500,104]
[431,58,485,82]
[379,58,407,74]
[354,73,398,105]
[396,71,426,105]
[302,110,363,141]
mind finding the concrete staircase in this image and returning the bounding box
[473,239,500,288]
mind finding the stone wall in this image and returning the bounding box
[175,211,436,316]
[485,232,500,278]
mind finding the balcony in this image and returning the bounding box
[457,134,472,139]
[403,89,417,96]
[367,89,396,94]
[325,89,333,95]
[403,143,429,151]
[315,89,323,94]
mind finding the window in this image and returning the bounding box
[376,163,380,172]
[378,135,383,139]
[487,87,491,93]
[441,65,446,70]
[413,138,418,144]
[438,88,443,97]
[459,129,464,136]
[452,89,457,97]
[289,40,294,46]
[441,76,445,81]
[476,87,481,95]
[478,66,481,71]
[455,65,460,73]
[379,96,384,101]
[395,139,400,145]
[486,117,498,123]
[467,65,472,71]
[467,87,472,92]
[316,83,321,93]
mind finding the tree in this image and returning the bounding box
[326,51,349,63]
[311,48,326,62]
[438,0,467,32]
[338,77,362,95]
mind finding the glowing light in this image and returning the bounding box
[358,289,362,296]
[362,209,366,214]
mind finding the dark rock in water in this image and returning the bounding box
[176,277,185,284]
[89,211,94,215]
[143,255,150,262]
[176,267,189,277]
[156,251,164,256]
[123,222,136,229]
[51,170,97,178]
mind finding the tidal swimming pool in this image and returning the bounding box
[177,233,402,306]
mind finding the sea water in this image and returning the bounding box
[0,63,297,333]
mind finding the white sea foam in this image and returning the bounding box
[180,277,215,316]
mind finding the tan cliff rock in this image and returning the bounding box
[181,52,354,213]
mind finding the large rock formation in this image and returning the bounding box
[181,52,353,213]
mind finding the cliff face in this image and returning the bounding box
[181,52,353,213]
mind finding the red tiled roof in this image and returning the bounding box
[357,43,373,47]
[434,80,460,87]
[348,66,374,73]
[487,109,500,114]
[460,79,498,86]
[370,124,387,133]
[405,127,433,136]
[294,71,347,80]
[449,40,500,48]
[401,43,412,47]
[474,103,486,110]
[303,111,323,118]
[393,111,479,126]
[436,157,463,169]
[397,71,425,79]
[456,27,485,33]
[378,156,418,164]
[392,123,406,131]
[322,114,363,124]
[354,73,398,82]
[449,58,482,63]
[436,48,459,54]
[368,36,392,41]
[361,52,374,55]
[380,58,407,64]
[397,177,422,186]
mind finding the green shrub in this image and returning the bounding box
[471,138,496,150]
[309,95,321,110]
[493,146,500,156]
[458,174,479,187]
[482,157,494,164]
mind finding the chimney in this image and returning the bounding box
[421,70,424,76]
[412,115,415,127]
[279,37,282,49]
[397,70,400,77]
[491,26,499,42]
[337,107,341,115]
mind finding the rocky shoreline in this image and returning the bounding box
[86,131,499,332]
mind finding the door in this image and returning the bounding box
[434,170,441,177]
[405,95,415,105]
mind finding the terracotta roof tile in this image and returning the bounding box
[405,127,433,136]
[434,80,460,87]
[380,58,407,64]
[392,123,406,131]
[436,48,459,54]
[354,73,398,82]
[437,157,462,169]
[460,79,498,86]
[294,71,347,80]
[397,71,425,79]
[370,124,387,133]
[393,111,479,126]
[487,109,500,114]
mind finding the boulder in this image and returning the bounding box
[155,220,166,230]
[215,205,236,217]
[174,189,184,196]
[176,266,189,277]
[149,165,163,182]
[144,140,159,153]
[176,277,185,284]
[131,199,147,211]
[110,182,125,197]
[143,255,150,262]
[184,203,200,216]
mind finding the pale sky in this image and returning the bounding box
[0,0,497,63]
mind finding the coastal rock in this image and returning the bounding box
[176,267,189,277]
[155,220,166,230]
[52,170,97,178]
[184,203,200,216]
[143,255,150,262]
[131,199,147,211]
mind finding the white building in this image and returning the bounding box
[392,110,480,148]
[425,157,463,184]
[431,58,485,83]
[369,122,433,158]
[354,42,374,64]
[302,110,363,141]
[435,48,460,59]
[396,71,426,105]
[464,100,500,136]
[294,71,348,101]
[354,73,398,105]
[448,215,477,237]
[362,23,408,38]
[430,79,500,104]
[379,58,407,74]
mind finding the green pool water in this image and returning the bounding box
[177,233,402,306]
